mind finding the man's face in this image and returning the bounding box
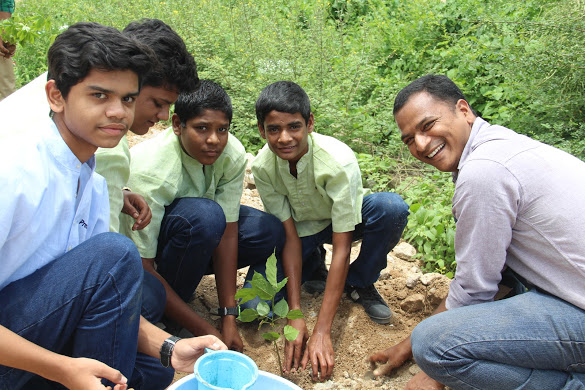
[131,85,179,135]
[172,108,230,165]
[47,68,139,162]
[396,92,475,172]
[259,110,313,164]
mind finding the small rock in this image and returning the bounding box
[406,274,421,289]
[364,370,376,380]
[400,293,425,312]
[392,242,417,261]
[420,272,443,286]
[343,371,350,378]
[409,365,421,376]
[314,380,335,389]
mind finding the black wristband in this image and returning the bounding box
[216,306,240,316]
[160,336,181,368]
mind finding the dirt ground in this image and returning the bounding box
[128,129,451,390]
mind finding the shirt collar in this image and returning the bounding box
[45,117,93,173]
[452,117,488,183]
[276,132,313,175]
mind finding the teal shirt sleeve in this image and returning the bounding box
[0,0,14,13]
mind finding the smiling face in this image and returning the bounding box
[131,85,179,135]
[47,68,139,163]
[395,92,476,172]
[259,110,313,167]
[172,108,230,165]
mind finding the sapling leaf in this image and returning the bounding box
[275,278,288,293]
[273,299,289,318]
[252,272,276,300]
[235,287,258,304]
[266,250,278,287]
[257,301,271,317]
[286,309,304,320]
[284,325,300,342]
[262,332,280,342]
[238,308,259,322]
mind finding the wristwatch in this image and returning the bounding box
[160,336,181,368]
[216,306,240,316]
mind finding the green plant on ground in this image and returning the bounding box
[396,171,457,277]
[235,251,304,373]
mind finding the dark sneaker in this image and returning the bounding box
[347,284,392,324]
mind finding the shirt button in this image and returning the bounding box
[67,246,72,251]
[76,164,80,169]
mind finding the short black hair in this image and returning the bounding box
[394,74,471,115]
[255,81,311,127]
[123,18,198,93]
[174,80,232,125]
[47,22,154,99]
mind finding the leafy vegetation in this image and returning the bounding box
[12,0,585,275]
[235,252,304,373]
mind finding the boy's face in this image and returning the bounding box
[172,108,230,165]
[259,110,313,163]
[131,85,179,135]
[46,68,139,163]
[396,91,475,172]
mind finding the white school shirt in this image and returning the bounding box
[0,117,110,290]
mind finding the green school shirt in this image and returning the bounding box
[252,132,368,237]
[120,128,246,258]
[95,137,130,233]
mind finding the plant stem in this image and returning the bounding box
[273,340,283,374]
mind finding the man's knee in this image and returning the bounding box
[411,316,446,371]
[366,192,409,227]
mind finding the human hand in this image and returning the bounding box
[56,357,129,390]
[369,337,413,376]
[121,191,151,230]
[405,372,445,390]
[171,335,227,372]
[283,318,308,374]
[220,317,244,352]
[0,40,15,58]
[301,328,334,382]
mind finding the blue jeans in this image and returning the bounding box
[0,233,171,390]
[300,192,409,288]
[411,289,585,389]
[145,198,285,306]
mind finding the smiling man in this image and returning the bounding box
[370,74,585,390]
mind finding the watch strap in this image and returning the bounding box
[216,306,240,316]
[160,335,181,368]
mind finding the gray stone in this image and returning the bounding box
[392,241,417,261]
[406,274,421,289]
[400,293,425,312]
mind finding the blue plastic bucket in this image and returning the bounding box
[194,350,258,390]
[168,371,302,390]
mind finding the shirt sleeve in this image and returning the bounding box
[446,159,520,310]
[0,0,15,13]
[95,144,130,232]
[214,150,246,223]
[323,159,363,233]
[121,173,177,258]
[252,162,292,222]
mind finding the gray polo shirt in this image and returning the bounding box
[447,117,585,311]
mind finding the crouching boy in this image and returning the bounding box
[120,80,284,351]
[251,81,409,381]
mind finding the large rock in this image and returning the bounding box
[400,293,425,313]
[392,242,417,261]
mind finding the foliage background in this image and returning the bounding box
[10,0,585,275]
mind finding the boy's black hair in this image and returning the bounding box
[174,79,232,125]
[47,22,155,99]
[123,18,198,93]
[255,81,311,127]
[394,74,475,115]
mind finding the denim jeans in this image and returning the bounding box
[411,289,585,389]
[145,198,285,307]
[0,233,171,390]
[299,192,409,288]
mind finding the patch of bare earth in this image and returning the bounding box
[127,129,450,390]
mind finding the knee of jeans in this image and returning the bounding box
[91,232,143,275]
[411,317,445,370]
[184,199,227,239]
[374,193,410,227]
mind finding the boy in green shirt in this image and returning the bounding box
[120,80,284,351]
[251,81,409,380]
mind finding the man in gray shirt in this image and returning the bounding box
[370,74,585,389]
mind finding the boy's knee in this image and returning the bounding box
[170,198,227,239]
[90,232,142,270]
